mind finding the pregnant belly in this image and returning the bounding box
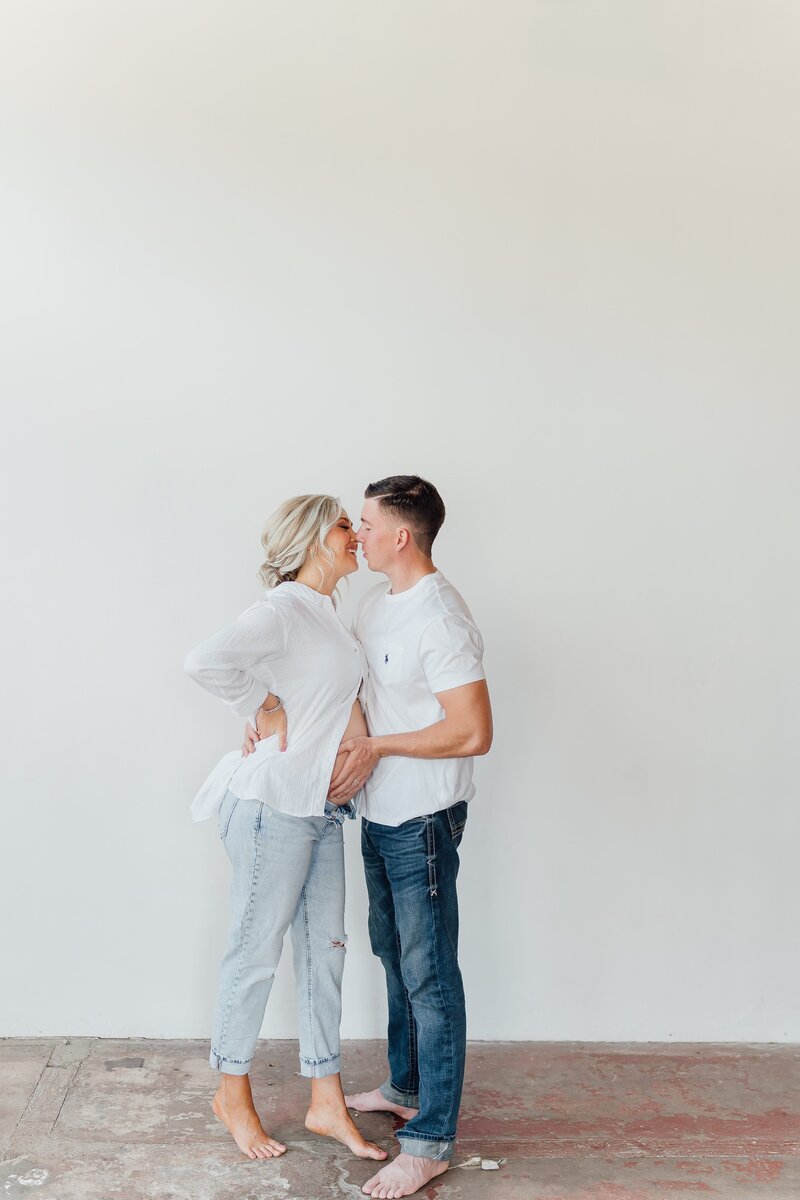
[328,701,367,804]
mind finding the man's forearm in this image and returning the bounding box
[372,718,489,761]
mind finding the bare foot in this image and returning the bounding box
[345,1088,419,1121]
[305,1101,388,1160]
[362,1153,448,1198]
[212,1083,287,1160]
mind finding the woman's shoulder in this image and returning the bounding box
[258,583,320,636]
[265,583,312,614]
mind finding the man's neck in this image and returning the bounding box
[385,560,438,596]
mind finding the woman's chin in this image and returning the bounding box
[335,560,359,583]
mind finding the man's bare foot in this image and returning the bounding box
[305,1100,388,1160]
[212,1080,286,1160]
[345,1088,419,1121]
[362,1154,448,1198]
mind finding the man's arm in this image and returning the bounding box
[327,680,492,799]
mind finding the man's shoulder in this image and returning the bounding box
[426,572,478,625]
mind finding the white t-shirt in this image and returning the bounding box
[185,582,365,820]
[356,570,486,826]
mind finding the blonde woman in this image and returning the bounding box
[185,495,385,1164]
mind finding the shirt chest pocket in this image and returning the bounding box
[378,640,404,684]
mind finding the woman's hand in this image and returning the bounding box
[242,695,288,755]
[327,736,381,801]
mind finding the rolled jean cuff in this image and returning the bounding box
[324,799,357,823]
[209,1047,252,1075]
[379,1078,420,1108]
[299,1052,341,1079]
[396,1133,453,1162]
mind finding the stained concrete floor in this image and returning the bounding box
[2,1039,799,1199]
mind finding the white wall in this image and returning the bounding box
[2,1,798,1042]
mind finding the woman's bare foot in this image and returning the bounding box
[344,1088,419,1121]
[212,1075,286,1160]
[306,1074,387,1160]
[305,1102,388,1160]
[362,1154,448,1198]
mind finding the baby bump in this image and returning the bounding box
[328,701,367,802]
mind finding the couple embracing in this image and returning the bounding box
[185,474,492,1199]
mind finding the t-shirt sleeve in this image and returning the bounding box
[184,599,287,717]
[418,614,485,694]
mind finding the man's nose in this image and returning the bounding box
[355,527,365,543]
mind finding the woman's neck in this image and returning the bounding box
[293,564,337,596]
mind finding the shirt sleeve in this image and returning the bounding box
[418,614,485,694]
[184,599,287,718]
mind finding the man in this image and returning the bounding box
[249,475,492,1198]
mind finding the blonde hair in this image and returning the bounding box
[258,494,342,590]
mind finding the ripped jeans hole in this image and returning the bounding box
[329,936,348,950]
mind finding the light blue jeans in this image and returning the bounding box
[210,790,354,1078]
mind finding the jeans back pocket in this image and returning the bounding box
[446,800,469,843]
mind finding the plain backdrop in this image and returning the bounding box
[1,1,798,1042]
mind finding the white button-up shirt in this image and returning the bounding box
[185,582,364,820]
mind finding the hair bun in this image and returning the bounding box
[258,561,296,589]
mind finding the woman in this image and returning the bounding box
[185,495,385,1163]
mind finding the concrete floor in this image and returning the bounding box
[2,1039,799,1199]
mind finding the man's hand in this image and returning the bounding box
[242,697,288,756]
[327,737,381,801]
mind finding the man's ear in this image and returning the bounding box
[396,527,410,550]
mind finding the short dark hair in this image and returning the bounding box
[364,475,446,557]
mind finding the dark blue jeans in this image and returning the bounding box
[361,800,468,1161]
